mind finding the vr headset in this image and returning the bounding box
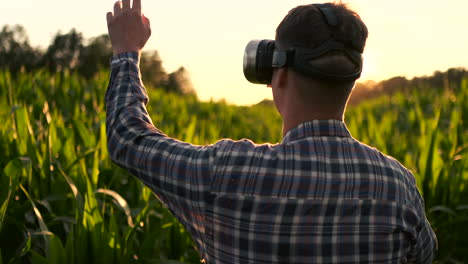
[243,4,363,85]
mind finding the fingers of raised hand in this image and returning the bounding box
[113,0,141,17]
[114,1,123,16]
[106,12,114,25]
[133,0,142,14]
[122,0,130,10]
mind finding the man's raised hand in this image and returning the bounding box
[106,0,151,56]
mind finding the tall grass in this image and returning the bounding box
[0,69,466,263]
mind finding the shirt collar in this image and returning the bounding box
[282,119,352,143]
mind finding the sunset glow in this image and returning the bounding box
[1,0,467,104]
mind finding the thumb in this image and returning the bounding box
[142,14,151,34]
[142,14,150,26]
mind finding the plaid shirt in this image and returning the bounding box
[106,52,437,264]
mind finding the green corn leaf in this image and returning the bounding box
[20,185,60,262]
[64,148,97,173]
[70,222,90,264]
[18,235,32,257]
[104,213,121,263]
[82,170,104,261]
[73,119,96,149]
[421,109,442,206]
[154,261,190,264]
[83,167,103,224]
[108,213,121,250]
[30,250,48,264]
[123,204,151,251]
[0,69,467,263]
[455,205,468,211]
[64,226,75,264]
[184,116,197,143]
[20,184,49,238]
[429,205,456,215]
[48,233,66,264]
[12,106,34,155]
[48,121,62,159]
[55,160,83,214]
[0,159,23,232]
[141,185,152,202]
[99,121,108,161]
[448,109,460,158]
[95,188,134,228]
[91,149,100,187]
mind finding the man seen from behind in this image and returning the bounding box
[105,1,437,263]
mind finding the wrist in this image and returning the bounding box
[112,47,141,56]
[111,52,141,68]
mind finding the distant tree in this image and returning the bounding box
[409,68,467,92]
[167,66,196,96]
[78,34,112,78]
[41,29,83,72]
[445,68,467,92]
[348,81,379,106]
[255,99,275,108]
[349,67,468,106]
[380,76,409,95]
[0,25,42,74]
[140,50,168,88]
[0,24,198,96]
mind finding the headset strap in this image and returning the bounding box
[314,4,338,27]
[273,39,363,81]
[293,46,363,82]
[271,3,364,81]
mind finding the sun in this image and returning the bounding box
[360,50,379,82]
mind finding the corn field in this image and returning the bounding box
[0,69,466,263]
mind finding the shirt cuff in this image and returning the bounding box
[110,52,140,68]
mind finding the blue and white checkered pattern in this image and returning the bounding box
[106,52,437,264]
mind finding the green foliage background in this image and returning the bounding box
[0,69,467,263]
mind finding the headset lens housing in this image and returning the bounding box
[243,40,275,85]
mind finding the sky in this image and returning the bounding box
[1,0,468,105]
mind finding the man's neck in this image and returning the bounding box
[281,106,344,136]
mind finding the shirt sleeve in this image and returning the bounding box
[104,52,219,235]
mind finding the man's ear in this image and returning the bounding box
[273,68,288,89]
[279,68,289,87]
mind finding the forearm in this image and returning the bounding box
[105,52,163,167]
[104,52,219,216]
[104,1,216,248]
[106,52,147,121]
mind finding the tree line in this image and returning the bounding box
[2,24,467,104]
[0,24,195,96]
[348,67,468,105]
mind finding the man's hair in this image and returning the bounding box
[275,2,368,81]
